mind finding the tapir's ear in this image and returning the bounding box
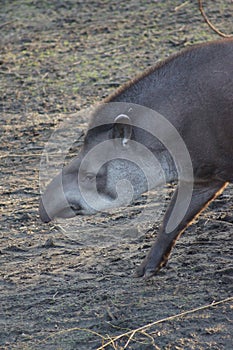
[113,114,132,147]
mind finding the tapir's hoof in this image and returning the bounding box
[134,261,158,279]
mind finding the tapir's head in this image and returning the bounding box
[39,104,169,223]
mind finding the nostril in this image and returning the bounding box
[69,203,82,213]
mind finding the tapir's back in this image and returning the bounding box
[113,39,233,119]
[111,39,233,182]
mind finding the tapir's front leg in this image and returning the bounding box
[136,180,228,279]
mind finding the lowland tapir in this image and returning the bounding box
[39,39,233,278]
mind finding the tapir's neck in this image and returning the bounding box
[104,40,233,185]
[159,151,178,183]
[107,44,218,132]
[107,51,189,122]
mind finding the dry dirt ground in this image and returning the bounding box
[1,1,233,349]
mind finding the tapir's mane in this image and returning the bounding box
[104,38,233,103]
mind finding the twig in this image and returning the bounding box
[0,153,61,158]
[97,296,233,349]
[174,1,189,12]
[0,70,21,78]
[212,218,233,226]
[198,0,232,38]
[0,21,14,29]
[42,326,108,344]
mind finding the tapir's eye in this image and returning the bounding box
[79,170,96,183]
[85,172,96,181]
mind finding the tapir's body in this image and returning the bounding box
[40,39,233,278]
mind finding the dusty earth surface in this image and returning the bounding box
[1,1,233,349]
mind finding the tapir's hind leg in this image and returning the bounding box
[135,180,228,279]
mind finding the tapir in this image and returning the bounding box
[39,39,233,278]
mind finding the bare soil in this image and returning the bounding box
[0,1,233,349]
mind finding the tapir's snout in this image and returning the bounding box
[39,166,83,222]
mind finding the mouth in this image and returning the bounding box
[39,198,52,223]
[39,199,84,223]
[57,206,81,219]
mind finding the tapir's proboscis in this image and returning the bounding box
[39,39,233,279]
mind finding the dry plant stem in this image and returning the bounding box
[123,329,158,349]
[43,327,109,345]
[97,297,233,349]
[198,0,232,38]
[0,21,14,29]
[174,1,189,12]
